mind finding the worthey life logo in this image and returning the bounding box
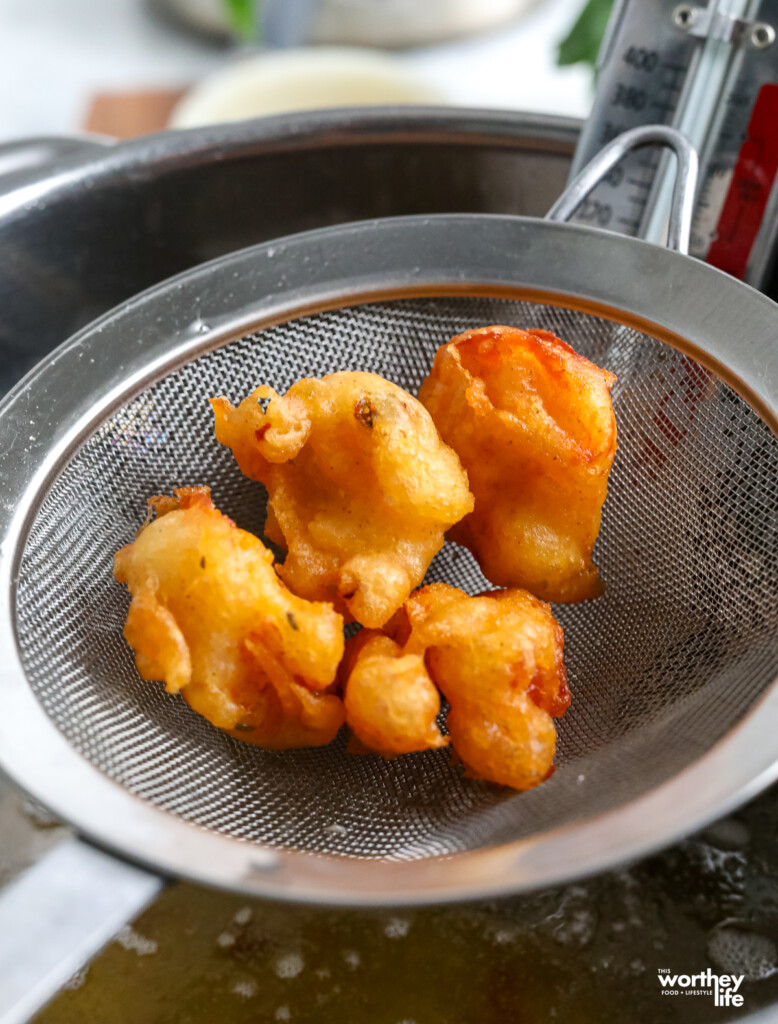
[657,968,745,1007]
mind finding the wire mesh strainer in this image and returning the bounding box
[1,128,778,914]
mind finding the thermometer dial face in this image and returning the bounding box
[570,0,778,291]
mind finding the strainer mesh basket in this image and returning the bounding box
[14,297,778,860]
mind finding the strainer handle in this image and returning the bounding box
[545,125,698,255]
[0,838,162,1024]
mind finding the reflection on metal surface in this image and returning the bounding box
[0,108,577,393]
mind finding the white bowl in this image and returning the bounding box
[162,0,536,48]
[169,48,446,128]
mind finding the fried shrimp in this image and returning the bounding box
[340,630,448,757]
[114,487,345,748]
[419,326,617,602]
[211,371,474,628]
[391,583,569,790]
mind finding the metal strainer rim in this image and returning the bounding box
[1,213,778,904]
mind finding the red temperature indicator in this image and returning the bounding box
[706,83,778,280]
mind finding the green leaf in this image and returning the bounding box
[223,0,260,40]
[557,0,615,69]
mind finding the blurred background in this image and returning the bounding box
[0,0,603,139]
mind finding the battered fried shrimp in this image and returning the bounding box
[113,487,345,748]
[419,326,617,602]
[211,372,474,628]
[401,583,569,790]
[341,631,448,757]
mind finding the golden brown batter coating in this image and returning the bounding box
[341,583,569,789]
[419,326,617,602]
[114,487,345,748]
[341,630,448,757]
[401,584,570,719]
[402,584,567,789]
[211,371,473,628]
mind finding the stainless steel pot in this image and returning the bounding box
[0,108,577,395]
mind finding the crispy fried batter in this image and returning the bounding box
[113,487,345,748]
[211,372,474,628]
[341,631,448,757]
[400,583,569,789]
[404,583,570,718]
[419,326,617,602]
[447,693,557,791]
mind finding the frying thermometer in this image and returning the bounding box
[569,0,778,290]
